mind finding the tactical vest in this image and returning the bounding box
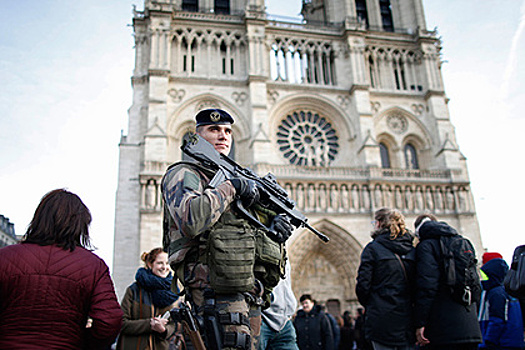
[206,210,284,295]
[164,161,285,295]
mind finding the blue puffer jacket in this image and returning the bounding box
[479,258,525,349]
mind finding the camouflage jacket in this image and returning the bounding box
[161,161,236,267]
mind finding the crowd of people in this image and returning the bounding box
[0,108,524,350]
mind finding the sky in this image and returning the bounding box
[0,0,524,269]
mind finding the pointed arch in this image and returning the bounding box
[373,107,432,169]
[288,219,365,309]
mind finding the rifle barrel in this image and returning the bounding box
[304,222,330,242]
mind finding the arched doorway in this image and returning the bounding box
[288,219,364,314]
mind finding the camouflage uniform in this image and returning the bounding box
[162,161,264,350]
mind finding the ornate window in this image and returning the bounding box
[355,0,368,27]
[181,38,196,73]
[379,0,394,32]
[269,38,336,86]
[182,0,198,12]
[215,0,230,14]
[276,111,339,167]
[392,53,407,90]
[404,143,418,169]
[379,142,391,168]
[368,56,378,88]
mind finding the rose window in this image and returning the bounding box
[276,111,339,166]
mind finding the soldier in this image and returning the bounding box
[161,109,293,350]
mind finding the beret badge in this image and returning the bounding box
[210,111,221,122]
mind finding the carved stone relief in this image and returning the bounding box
[387,114,408,134]
[285,181,467,215]
[196,100,220,112]
[168,88,185,103]
[232,92,248,105]
[267,90,279,104]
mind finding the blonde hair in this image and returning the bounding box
[375,208,407,239]
[141,247,164,268]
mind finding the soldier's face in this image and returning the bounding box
[197,124,233,155]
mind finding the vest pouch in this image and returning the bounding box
[255,229,283,289]
[207,217,256,293]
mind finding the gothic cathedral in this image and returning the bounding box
[113,0,483,312]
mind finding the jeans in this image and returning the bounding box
[259,319,299,350]
[371,341,414,350]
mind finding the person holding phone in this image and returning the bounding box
[117,247,179,350]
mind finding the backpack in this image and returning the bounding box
[439,235,482,306]
[504,245,525,298]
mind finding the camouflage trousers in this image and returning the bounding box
[185,262,261,350]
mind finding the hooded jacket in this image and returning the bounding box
[356,229,416,346]
[479,258,525,349]
[415,220,482,345]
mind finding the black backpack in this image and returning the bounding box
[439,235,482,306]
[504,245,525,298]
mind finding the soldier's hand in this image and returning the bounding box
[230,178,260,208]
[269,214,293,244]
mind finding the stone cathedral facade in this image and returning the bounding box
[114,0,483,312]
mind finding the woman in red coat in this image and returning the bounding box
[0,189,123,349]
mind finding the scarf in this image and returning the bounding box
[135,267,178,308]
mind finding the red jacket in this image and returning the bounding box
[0,243,123,349]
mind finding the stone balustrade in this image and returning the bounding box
[139,162,472,215]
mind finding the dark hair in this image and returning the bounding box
[22,189,92,251]
[141,247,165,268]
[414,213,437,229]
[299,294,313,303]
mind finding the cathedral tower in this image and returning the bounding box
[114,0,482,311]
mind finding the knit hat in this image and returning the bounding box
[482,252,503,265]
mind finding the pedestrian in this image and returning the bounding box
[413,214,482,349]
[293,294,335,350]
[354,308,371,350]
[161,109,293,350]
[259,261,299,350]
[117,247,179,350]
[0,189,123,349]
[356,208,416,350]
[338,311,354,350]
[505,245,525,327]
[478,257,524,349]
[323,306,341,349]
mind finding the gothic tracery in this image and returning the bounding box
[276,111,339,167]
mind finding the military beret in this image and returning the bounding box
[195,109,234,127]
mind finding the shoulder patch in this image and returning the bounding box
[183,171,200,191]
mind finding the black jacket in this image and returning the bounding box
[414,220,482,345]
[355,229,416,346]
[294,305,335,350]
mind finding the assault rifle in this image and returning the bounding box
[181,133,329,243]
[170,302,207,350]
